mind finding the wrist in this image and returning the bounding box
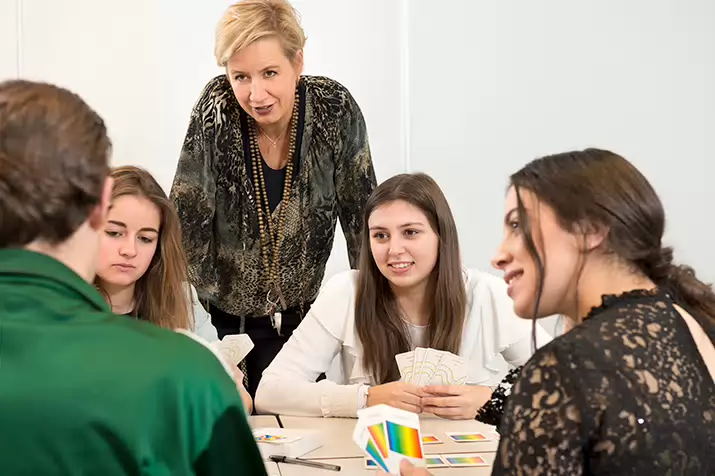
[358,384,371,410]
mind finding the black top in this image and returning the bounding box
[493,288,715,475]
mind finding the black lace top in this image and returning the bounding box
[475,366,520,428]
[493,289,715,475]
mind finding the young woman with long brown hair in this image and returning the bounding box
[488,149,715,475]
[256,173,550,419]
[95,166,253,412]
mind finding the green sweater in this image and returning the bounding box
[0,249,266,475]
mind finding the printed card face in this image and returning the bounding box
[489,431,501,441]
[424,455,449,468]
[410,347,427,385]
[446,432,489,442]
[421,434,442,445]
[364,458,378,469]
[444,453,489,467]
[395,351,415,383]
[254,433,301,444]
[386,419,424,463]
[211,333,254,365]
[426,352,468,386]
[352,421,390,472]
[414,348,444,386]
[367,422,390,461]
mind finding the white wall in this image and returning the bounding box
[0,0,17,79]
[2,0,714,289]
[408,0,715,283]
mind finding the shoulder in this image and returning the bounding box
[107,316,236,395]
[190,75,235,118]
[317,269,359,302]
[302,75,363,124]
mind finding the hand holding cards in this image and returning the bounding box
[353,404,426,474]
[395,347,468,386]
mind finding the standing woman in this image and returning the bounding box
[170,0,377,398]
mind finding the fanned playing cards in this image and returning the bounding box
[395,347,468,386]
[353,404,426,474]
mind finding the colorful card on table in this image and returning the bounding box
[254,433,302,444]
[443,453,489,467]
[421,434,442,445]
[446,431,489,442]
[364,458,379,469]
[424,455,449,468]
[355,404,426,474]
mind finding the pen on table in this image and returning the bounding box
[269,455,341,472]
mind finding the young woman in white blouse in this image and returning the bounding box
[255,173,550,419]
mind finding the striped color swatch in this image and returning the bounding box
[386,421,423,458]
[368,423,389,458]
[365,438,389,471]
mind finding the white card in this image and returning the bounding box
[395,350,415,383]
[426,352,468,386]
[414,348,444,386]
[210,333,254,365]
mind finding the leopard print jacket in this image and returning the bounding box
[170,75,377,318]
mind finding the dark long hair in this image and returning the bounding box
[511,148,715,324]
[355,173,467,384]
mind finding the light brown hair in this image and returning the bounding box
[95,166,193,330]
[215,0,306,66]
[355,173,467,384]
[0,80,110,248]
[511,148,715,325]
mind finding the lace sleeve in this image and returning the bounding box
[475,366,521,428]
[491,347,587,475]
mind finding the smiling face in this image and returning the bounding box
[368,199,440,293]
[492,186,583,319]
[226,36,303,128]
[96,194,161,289]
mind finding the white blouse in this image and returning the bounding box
[255,269,551,418]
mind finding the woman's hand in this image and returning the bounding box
[420,385,492,420]
[367,381,424,414]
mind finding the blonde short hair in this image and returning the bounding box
[215,0,307,67]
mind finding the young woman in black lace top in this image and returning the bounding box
[486,149,715,475]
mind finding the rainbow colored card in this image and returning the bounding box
[444,453,489,467]
[446,431,488,442]
[355,404,426,473]
[386,420,424,459]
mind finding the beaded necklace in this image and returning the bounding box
[247,88,300,328]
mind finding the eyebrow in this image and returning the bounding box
[230,64,280,75]
[503,208,518,225]
[369,222,426,231]
[107,220,159,234]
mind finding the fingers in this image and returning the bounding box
[423,405,463,419]
[422,385,462,395]
[402,383,426,396]
[421,395,463,408]
[393,400,423,414]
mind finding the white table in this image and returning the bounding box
[264,461,281,476]
[276,453,496,475]
[249,414,280,429]
[279,414,498,460]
